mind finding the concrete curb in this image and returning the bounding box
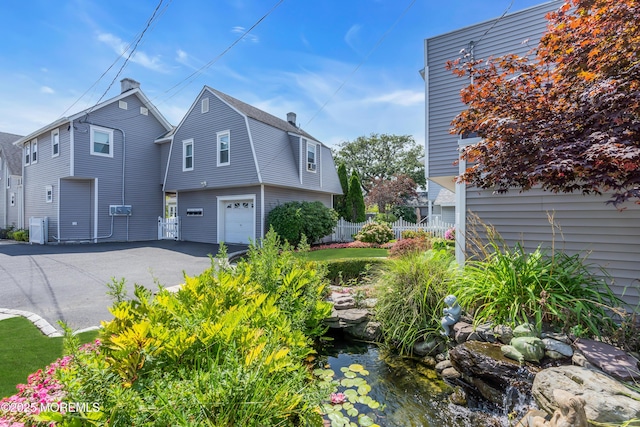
[0,308,63,337]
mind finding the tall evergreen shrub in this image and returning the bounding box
[346,171,366,222]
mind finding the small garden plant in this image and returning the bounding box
[354,223,394,245]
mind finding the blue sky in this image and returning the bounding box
[0,0,548,147]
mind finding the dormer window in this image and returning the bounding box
[306,140,317,172]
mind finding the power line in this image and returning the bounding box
[303,0,418,128]
[86,0,166,115]
[157,0,285,105]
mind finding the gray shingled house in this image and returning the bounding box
[13,78,173,243]
[0,131,23,229]
[423,1,640,307]
[158,86,342,244]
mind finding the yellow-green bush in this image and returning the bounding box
[51,230,331,427]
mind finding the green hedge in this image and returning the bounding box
[321,258,388,286]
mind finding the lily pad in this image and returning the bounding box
[349,363,364,372]
[358,414,375,426]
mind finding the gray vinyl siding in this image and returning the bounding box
[320,145,343,194]
[72,93,166,241]
[251,119,299,186]
[159,141,170,184]
[178,186,261,244]
[59,179,93,240]
[22,126,72,239]
[425,1,561,178]
[289,134,301,179]
[466,189,640,308]
[165,91,259,191]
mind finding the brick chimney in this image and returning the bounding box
[120,78,140,93]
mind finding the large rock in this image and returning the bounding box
[449,341,535,407]
[574,338,640,381]
[344,320,380,341]
[532,365,640,424]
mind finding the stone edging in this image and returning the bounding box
[0,308,64,337]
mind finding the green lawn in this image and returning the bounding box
[301,248,388,261]
[0,316,99,398]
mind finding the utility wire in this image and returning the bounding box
[157,0,285,104]
[85,0,165,115]
[303,0,418,128]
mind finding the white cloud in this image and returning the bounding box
[41,86,55,94]
[231,26,259,43]
[365,90,424,107]
[97,32,166,72]
[176,49,188,64]
[344,24,362,52]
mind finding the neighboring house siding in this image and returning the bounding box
[165,91,259,191]
[72,93,166,241]
[466,189,640,308]
[426,1,560,178]
[22,126,72,239]
[178,186,262,243]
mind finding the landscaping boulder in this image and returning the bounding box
[542,338,573,358]
[449,341,535,407]
[532,365,640,424]
[574,338,640,381]
[502,336,546,363]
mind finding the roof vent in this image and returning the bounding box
[286,112,297,127]
[120,78,140,93]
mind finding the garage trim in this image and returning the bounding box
[216,194,256,244]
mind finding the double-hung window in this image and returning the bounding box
[183,139,194,171]
[45,185,53,203]
[91,125,113,157]
[24,144,30,165]
[31,140,38,164]
[306,140,317,172]
[217,131,230,166]
[52,129,59,157]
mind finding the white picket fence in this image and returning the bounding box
[331,217,454,242]
[158,216,180,240]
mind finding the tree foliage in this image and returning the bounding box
[345,171,366,222]
[333,133,425,193]
[365,174,418,214]
[447,0,640,206]
[333,162,350,219]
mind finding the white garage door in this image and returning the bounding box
[223,200,254,244]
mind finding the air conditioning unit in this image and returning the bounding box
[109,205,132,216]
[307,162,316,171]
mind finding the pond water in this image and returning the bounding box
[319,337,516,427]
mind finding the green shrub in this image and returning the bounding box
[322,258,388,286]
[391,205,417,223]
[432,237,455,251]
[354,222,394,244]
[374,213,397,224]
[400,229,432,240]
[268,201,338,247]
[389,237,431,258]
[453,241,621,337]
[48,230,330,427]
[374,250,457,355]
[0,226,15,239]
[12,229,28,242]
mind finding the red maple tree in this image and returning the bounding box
[447,0,640,206]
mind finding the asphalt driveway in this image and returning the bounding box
[0,240,247,331]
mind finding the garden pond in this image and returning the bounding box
[319,337,527,427]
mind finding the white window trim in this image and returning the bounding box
[201,97,209,113]
[306,140,317,173]
[90,125,114,158]
[45,185,53,203]
[183,139,194,171]
[31,139,38,165]
[51,129,60,158]
[24,143,30,166]
[217,130,230,166]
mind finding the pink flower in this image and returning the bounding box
[330,392,346,404]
